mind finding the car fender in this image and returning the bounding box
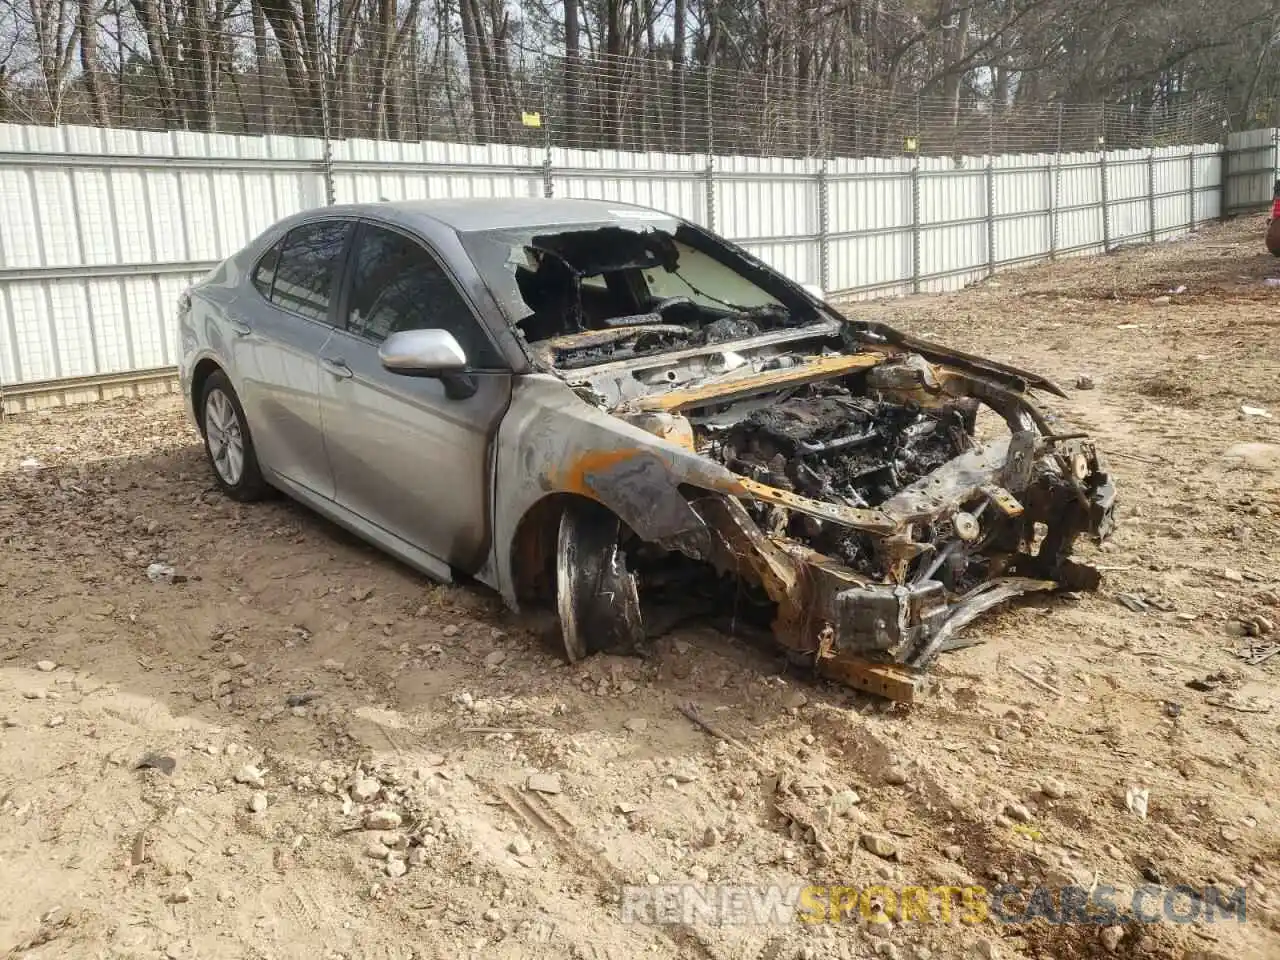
[490,373,741,608]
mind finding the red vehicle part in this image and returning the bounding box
[1269,180,1280,257]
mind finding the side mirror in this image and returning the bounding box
[379,329,468,377]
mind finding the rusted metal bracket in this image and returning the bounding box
[979,483,1024,517]
[817,656,924,704]
[630,353,883,413]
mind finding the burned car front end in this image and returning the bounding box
[471,207,1116,701]
[582,333,1114,700]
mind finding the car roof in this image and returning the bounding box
[312,198,678,234]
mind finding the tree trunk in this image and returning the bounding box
[299,0,323,136]
[941,2,970,135]
[377,0,422,140]
[481,0,515,142]
[1240,13,1280,127]
[184,0,214,130]
[77,0,107,125]
[251,0,270,132]
[259,0,322,135]
[370,0,395,137]
[459,0,492,141]
[672,0,685,149]
[602,0,624,147]
[331,0,358,136]
[129,0,180,125]
[562,0,580,145]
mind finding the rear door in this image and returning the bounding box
[317,221,512,572]
[233,219,354,499]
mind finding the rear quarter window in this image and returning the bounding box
[251,240,282,299]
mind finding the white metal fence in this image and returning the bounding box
[1224,128,1280,216]
[0,122,1238,412]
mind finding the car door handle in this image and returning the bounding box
[228,319,252,337]
[321,357,353,380]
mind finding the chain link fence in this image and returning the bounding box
[0,16,1229,159]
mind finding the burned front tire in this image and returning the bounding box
[556,500,645,662]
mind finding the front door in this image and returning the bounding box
[317,221,512,572]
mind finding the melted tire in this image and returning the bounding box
[556,501,645,662]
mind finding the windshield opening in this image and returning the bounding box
[460,219,824,370]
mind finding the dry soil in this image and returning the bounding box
[1,216,1278,960]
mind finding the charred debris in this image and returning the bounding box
[513,224,813,370]
[506,222,1117,701]
[706,387,978,572]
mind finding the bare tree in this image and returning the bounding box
[0,0,1263,149]
[75,0,105,121]
[258,0,323,134]
[21,0,80,120]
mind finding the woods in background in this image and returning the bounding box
[0,0,1269,156]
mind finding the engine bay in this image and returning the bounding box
[692,382,981,575]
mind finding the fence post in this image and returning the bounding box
[985,110,996,277]
[1219,138,1231,220]
[911,159,922,294]
[705,64,716,233]
[817,159,830,294]
[541,75,554,198]
[985,155,996,277]
[1187,148,1196,230]
[1050,103,1063,260]
[318,50,336,205]
[1273,127,1279,193]
[1261,126,1280,217]
[704,160,717,234]
[1147,148,1157,243]
[1099,147,1111,252]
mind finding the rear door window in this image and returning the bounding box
[269,220,354,324]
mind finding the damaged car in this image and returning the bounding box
[178,198,1116,701]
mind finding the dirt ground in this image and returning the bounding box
[2,216,1278,960]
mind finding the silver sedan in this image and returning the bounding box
[178,198,1116,702]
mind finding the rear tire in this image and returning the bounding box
[199,370,270,502]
